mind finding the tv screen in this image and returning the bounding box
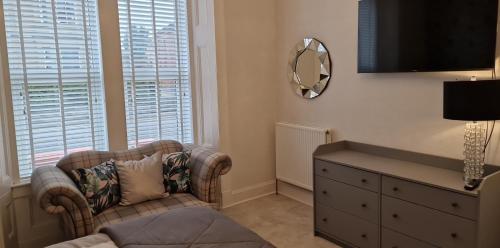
[358,0,499,73]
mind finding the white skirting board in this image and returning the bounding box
[277,180,313,206]
[222,180,276,208]
[275,122,332,191]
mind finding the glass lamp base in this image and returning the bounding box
[464,178,483,191]
[463,122,486,191]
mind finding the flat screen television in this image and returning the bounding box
[358,0,499,73]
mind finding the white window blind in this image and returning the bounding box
[118,0,193,148]
[3,0,106,178]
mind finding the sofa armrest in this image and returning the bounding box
[31,166,94,238]
[185,145,232,209]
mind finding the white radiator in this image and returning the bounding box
[276,122,332,190]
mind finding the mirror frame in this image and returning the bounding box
[287,38,332,99]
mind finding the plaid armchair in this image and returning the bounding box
[31,140,232,239]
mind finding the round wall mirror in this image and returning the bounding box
[287,38,331,99]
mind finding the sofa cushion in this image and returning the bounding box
[93,193,211,232]
[162,151,192,194]
[69,160,121,215]
[116,152,166,206]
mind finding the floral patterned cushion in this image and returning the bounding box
[69,160,121,215]
[162,151,192,194]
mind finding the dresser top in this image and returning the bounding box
[314,141,500,196]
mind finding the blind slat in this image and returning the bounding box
[119,0,192,148]
[3,0,106,178]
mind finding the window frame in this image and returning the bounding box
[0,0,199,184]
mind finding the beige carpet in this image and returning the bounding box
[222,194,340,248]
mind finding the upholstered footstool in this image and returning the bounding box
[48,207,275,248]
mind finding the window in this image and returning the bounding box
[3,0,106,178]
[118,0,193,148]
[1,0,195,180]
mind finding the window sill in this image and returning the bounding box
[12,178,31,189]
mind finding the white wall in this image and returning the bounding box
[275,0,500,166]
[214,0,500,207]
[215,0,279,206]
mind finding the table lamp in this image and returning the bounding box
[443,79,500,190]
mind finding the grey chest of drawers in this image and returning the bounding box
[313,141,500,248]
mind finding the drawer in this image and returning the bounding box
[316,176,379,223]
[382,196,476,248]
[316,204,379,248]
[382,228,436,248]
[382,176,477,220]
[315,159,380,192]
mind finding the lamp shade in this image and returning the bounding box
[443,80,500,121]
